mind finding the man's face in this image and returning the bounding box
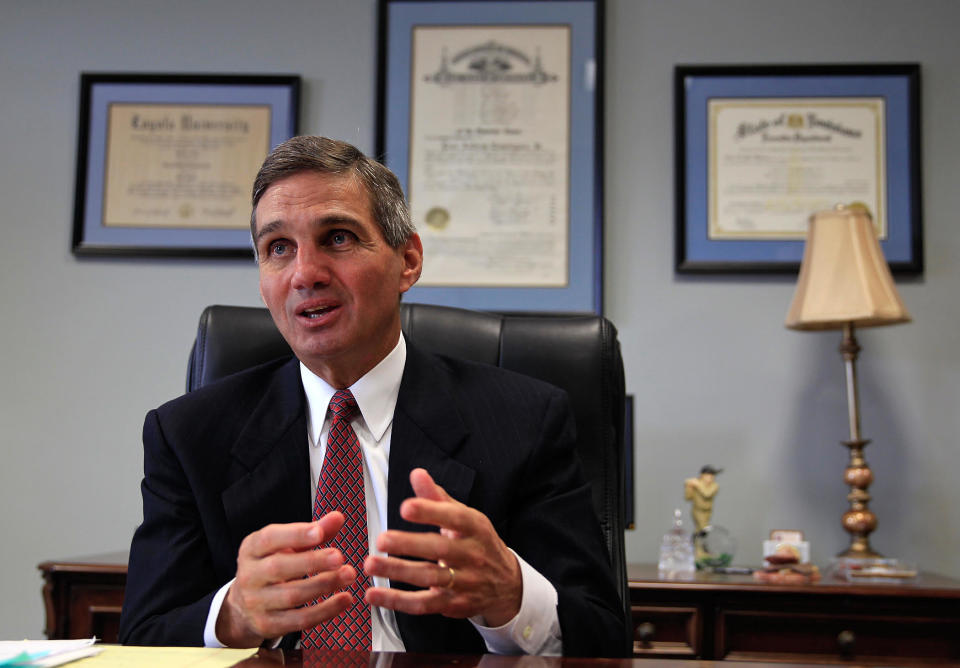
[254,171,422,387]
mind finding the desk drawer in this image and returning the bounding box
[41,570,125,642]
[718,608,960,664]
[631,604,700,657]
[65,584,124,641]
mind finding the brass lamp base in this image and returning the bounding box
[836,326,882,559]
[836,438,881,558]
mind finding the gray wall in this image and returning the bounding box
[1,0,957,640]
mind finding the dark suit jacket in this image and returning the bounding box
[118,343,626,656]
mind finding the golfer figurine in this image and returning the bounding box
[685,465,722,532]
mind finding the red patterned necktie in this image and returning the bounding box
[301,389,371,650]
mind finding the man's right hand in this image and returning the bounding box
[215,511,358,648]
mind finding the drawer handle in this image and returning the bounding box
[837,629,856,656]
[635,622,656,643]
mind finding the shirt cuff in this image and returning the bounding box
[469,550,562,655]
[203,578,284,649]
[203,579,233,647]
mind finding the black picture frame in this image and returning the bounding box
[376,0,605,313]
[675,64,922,274]
[72,73,300,258]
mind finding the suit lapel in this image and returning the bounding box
[222,358,312,547]
[388,343,476,536]
[388,343,485,652]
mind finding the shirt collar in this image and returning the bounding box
[300,333,407,447]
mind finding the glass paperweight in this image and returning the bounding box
[694,525,735,570]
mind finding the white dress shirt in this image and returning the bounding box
[204,334,561,654]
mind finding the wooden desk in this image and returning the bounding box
[239,647,851,666]
[19,645,849,667]
[629,562,960,664]
[38,551,127,642]
[38,553,960,664]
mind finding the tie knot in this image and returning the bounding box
[328,389,358,422]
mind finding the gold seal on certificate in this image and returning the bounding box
[424,206,451,230]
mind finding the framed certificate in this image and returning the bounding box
[72,73,300,257]
[675,64,922,274]
[377,0,604,313]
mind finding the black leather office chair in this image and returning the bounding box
[187,303,629,638]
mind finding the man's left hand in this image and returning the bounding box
[363,468,522,627]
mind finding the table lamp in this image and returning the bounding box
[785,204,910,558]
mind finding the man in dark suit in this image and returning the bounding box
[118,136,626,656]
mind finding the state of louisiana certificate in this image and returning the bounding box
[709,98,886,239]
[102,103,271,230]
[408,25,570,287]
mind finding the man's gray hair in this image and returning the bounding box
[250,136,415,257]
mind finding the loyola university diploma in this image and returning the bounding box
[709,98,887,239]
[102,103,271,229]
[408,25,571,287]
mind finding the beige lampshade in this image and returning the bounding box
[785,206,911,331]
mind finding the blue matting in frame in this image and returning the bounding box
[677,65,921,274]
[379,1,602,312]
[72,74,299,257]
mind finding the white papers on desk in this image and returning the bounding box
[0,638,101,667]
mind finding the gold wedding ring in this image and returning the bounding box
[438,559,455,589]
